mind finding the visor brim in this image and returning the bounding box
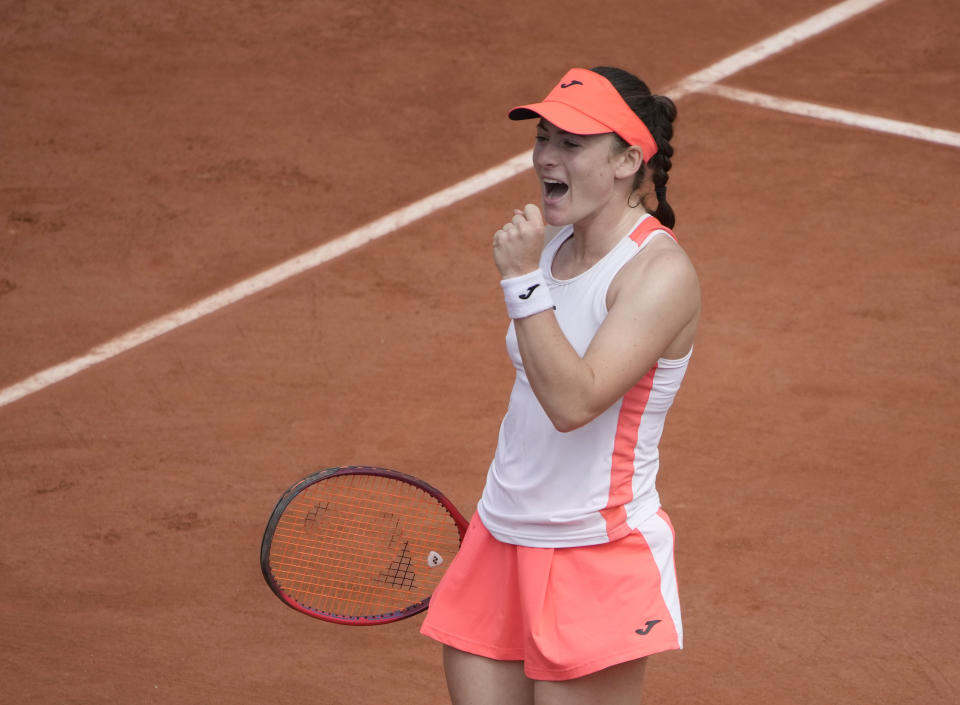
[508,102,613,136]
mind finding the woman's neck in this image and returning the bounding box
[569,205,645,264]
[552,205,646,279]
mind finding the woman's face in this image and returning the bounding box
[532,119,634,228]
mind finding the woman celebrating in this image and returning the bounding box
[421,66,700,704]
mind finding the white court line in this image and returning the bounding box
[669,0,889,98]
[0,152,532,409]
[0,0,890,409]
[699,84,960,149]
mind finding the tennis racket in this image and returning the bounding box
[260,466,470,625]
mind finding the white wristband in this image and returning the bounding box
[500,269,555,319]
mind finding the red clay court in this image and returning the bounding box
[1,0,958,703]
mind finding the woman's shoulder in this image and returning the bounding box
[610,233,699,310]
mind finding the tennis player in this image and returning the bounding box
[421,66,700,704]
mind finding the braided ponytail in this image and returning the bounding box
[591,67,678,228]
[647,94,677,228]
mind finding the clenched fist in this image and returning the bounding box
[493,203,546,278]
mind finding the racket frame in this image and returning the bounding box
[260,465,469,625]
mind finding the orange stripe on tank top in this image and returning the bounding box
[628,217,676,246]
[601,364,657,539]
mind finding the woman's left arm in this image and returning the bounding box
[494,205,699,432]
[517,249,698,431]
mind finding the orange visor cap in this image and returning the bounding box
[509,68,658,162]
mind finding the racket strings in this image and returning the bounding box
[377,540,415,588]
[267,473,462,619]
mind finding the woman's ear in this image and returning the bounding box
[615,145,644,180]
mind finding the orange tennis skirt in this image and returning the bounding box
[420,511,682,681]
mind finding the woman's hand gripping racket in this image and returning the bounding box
[260,466,469,625]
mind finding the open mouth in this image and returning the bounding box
[543,178,569,202]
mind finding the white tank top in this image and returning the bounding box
[477,213,692,547]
